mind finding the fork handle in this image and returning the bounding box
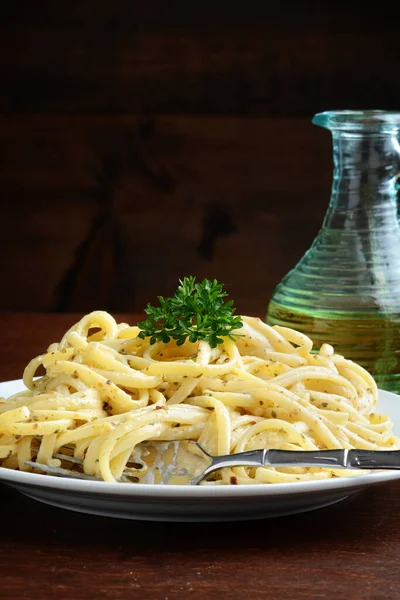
[208,449,266,471]
[210,448,400,472]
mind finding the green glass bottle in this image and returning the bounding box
[267,110,400,393]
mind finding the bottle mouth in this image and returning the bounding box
[312,110,400,133]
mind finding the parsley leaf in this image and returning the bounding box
[137,277,243,348]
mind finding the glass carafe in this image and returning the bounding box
[267,110,400,393]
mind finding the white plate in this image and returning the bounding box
[1,379,400,522]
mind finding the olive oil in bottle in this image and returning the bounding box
[267,111,400,394]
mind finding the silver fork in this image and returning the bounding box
[25,441,400,485]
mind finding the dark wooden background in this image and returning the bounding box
[1,2,399,315]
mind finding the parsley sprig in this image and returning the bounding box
[137,277,243,348]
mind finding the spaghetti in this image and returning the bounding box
[0,311,398,484]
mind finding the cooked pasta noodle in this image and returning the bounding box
[0,311,398,484]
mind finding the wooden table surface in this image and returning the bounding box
[1,312,400,600]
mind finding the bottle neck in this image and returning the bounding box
[324,131,400,230]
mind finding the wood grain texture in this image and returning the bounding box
[1,313,400,600]
[0,115,331,314]
[1,2,399,314]
[0,2,399,115]
[1,482,400,600]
